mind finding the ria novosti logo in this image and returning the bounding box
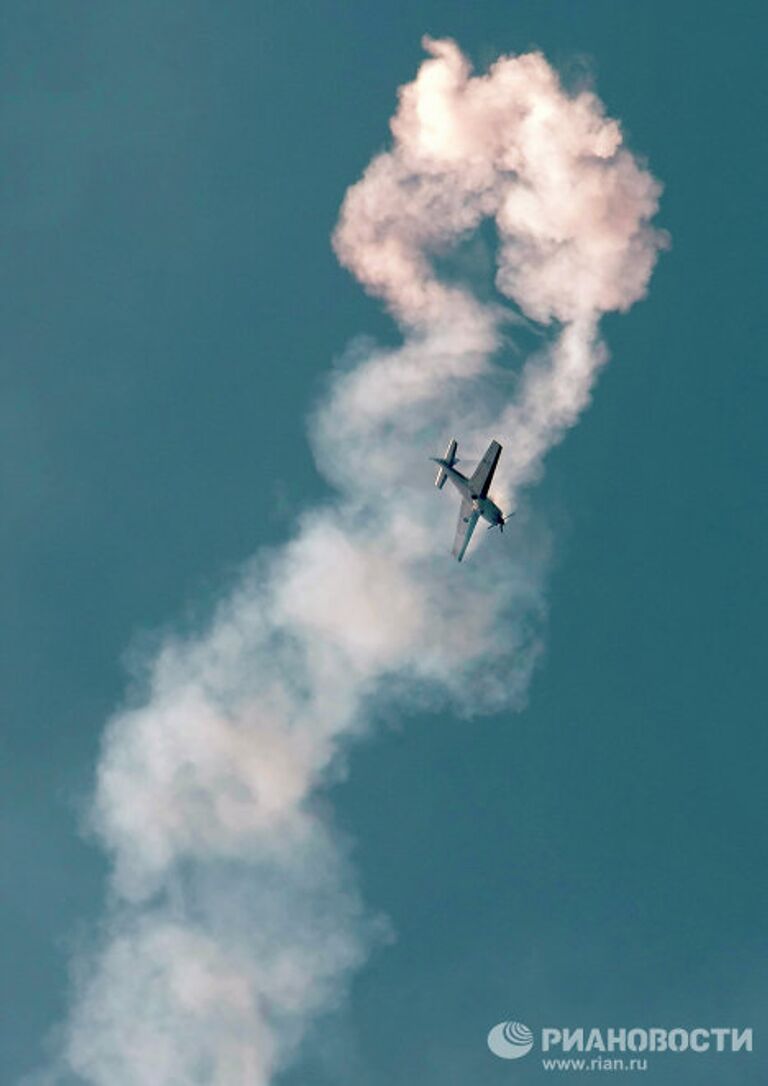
[487,1019,754,1061]
[487,1021,535,1059]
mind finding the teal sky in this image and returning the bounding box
[2,2,766,1083]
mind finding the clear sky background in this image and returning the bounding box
[1,2,765,1083]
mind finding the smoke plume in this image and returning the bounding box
[41,39,664,1085]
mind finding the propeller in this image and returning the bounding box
[487,511,516,532]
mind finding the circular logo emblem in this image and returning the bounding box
[487,1020,535,1059]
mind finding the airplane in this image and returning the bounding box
[431,438,513,561]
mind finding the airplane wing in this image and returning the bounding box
[452,497,480,562]
[469,440,502,497]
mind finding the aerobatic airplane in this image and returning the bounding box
[431,438,512,561]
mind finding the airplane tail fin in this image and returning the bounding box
[434,439,458,489]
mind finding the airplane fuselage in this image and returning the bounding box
[438,462,505,527]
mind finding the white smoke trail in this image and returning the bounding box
[39,39,664,1085]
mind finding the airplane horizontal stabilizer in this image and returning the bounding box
[435,438,458,489]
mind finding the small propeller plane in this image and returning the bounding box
[431,438,512,561]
